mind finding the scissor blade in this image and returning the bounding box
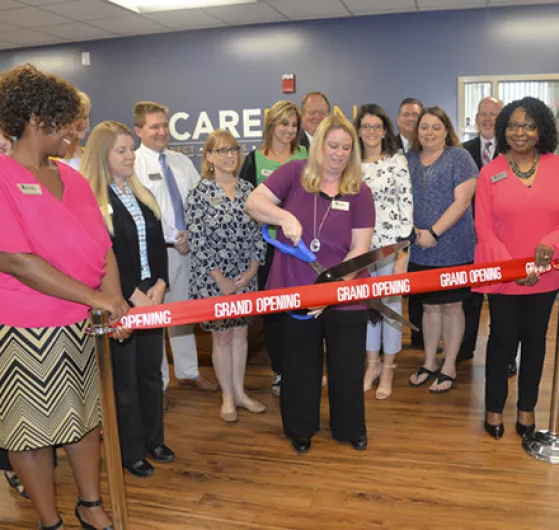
[366,298,419,332]
[316,242,409,283]
[309,261,327,276]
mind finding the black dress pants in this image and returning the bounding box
[486,291,557,414]
[258,243,283,375]
[279,310,367,442]
[408,293,483,354]
[111,328,164,467]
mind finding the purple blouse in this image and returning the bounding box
[264,159,374,310]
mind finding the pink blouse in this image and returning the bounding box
[474,153,559,295]
[0,156,111,327]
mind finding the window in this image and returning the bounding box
[458,74,559,141]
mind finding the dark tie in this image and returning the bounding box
[482,141,492,166]
[159,153,186,231]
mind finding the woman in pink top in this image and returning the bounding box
[474,97,559,441]
[0,65,128,530]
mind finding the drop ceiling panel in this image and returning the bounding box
[144,9,226,29]
[417,0,487,8]
[89,14,171,35]
[40,21,117,39]
[1,28,65,44]
[343,0,416,15]
[204,2,287,24]
[269,0,350,19]
[41,0,131,20]
[0,0,25,9]
[0,6,71,26]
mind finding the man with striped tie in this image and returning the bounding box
[461,97,518,375]
[134,101,219,397]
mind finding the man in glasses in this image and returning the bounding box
[463,97,504,170]
[299,91,330,151]
[461,97,513,372]
[134,101,219,396]
[395,97,424,153]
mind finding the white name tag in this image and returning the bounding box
[17,183,42,195]
[261,169,273,177]
[491,171,508,184]
[332,200,350,211]
[148,173,163,181]
[209,197,223,206]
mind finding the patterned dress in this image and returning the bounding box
[185,178,266,332]
[361,153,413,249]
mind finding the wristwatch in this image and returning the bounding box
[428,227,439,241]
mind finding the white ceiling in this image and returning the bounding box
[0,0,556,50]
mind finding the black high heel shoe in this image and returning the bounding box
[516,422,535,438]
[484,421,504,440]
[75,498,114,530]
[40,518,63,530]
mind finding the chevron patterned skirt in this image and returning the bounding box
[0,319,101,451]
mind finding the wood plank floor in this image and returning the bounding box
[3,301,559,529]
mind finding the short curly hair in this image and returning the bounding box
[495,96,558,155]
[0,64,81,139]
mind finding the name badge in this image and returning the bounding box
[209,197,223,206]
[261,169,273,177]
[17,183,42,195]
[148,173,163,181]
[491,171,508,184]
[332,200,350,211]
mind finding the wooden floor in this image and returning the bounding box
[3,301,559,529]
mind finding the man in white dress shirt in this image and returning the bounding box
[395,97,423,154]
[299,92,330,151]
[462,97,503,170]
[134,101,218,393]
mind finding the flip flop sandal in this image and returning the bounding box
[409,366,439,387]
[429,373,456,394]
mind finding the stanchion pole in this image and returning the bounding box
[523,303,559,463]
[89,309,129,529]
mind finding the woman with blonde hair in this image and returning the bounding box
[60,90,91,170]
[82,121,175,478]
[239,100,307,396]
[246,115,374,454]
[186,129,267,422]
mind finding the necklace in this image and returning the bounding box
[509,153,539,180]
[310,194,332,253]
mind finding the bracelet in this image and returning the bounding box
[428,227,439,241]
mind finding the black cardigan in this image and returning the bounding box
[239,149,257,187]
[108,186,168,300]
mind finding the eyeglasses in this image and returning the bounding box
[211,147,241,156]
[506,122,537,132]
[360,124,384,131]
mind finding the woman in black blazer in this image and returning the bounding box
[82,121,174,479]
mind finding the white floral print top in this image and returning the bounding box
[362,153,413,249]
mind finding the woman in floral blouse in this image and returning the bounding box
[186,130,267,423]
[354,104,413,399]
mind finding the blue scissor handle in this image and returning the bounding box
[261,225,316,263]
[261,224,315,320]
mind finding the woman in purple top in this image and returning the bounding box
[246,115,374,455]
[406,107,478,394]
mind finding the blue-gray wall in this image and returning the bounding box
[0,3,558,156]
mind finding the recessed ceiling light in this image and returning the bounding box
[107,0,257,13]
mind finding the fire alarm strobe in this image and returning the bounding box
[282,74,296,93]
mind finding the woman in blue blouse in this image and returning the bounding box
[82,121,175,478]
[186,130,267,423]
[407,107,478,393]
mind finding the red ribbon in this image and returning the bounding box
[118,257,557,330]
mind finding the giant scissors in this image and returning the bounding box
[261,225,418,331]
